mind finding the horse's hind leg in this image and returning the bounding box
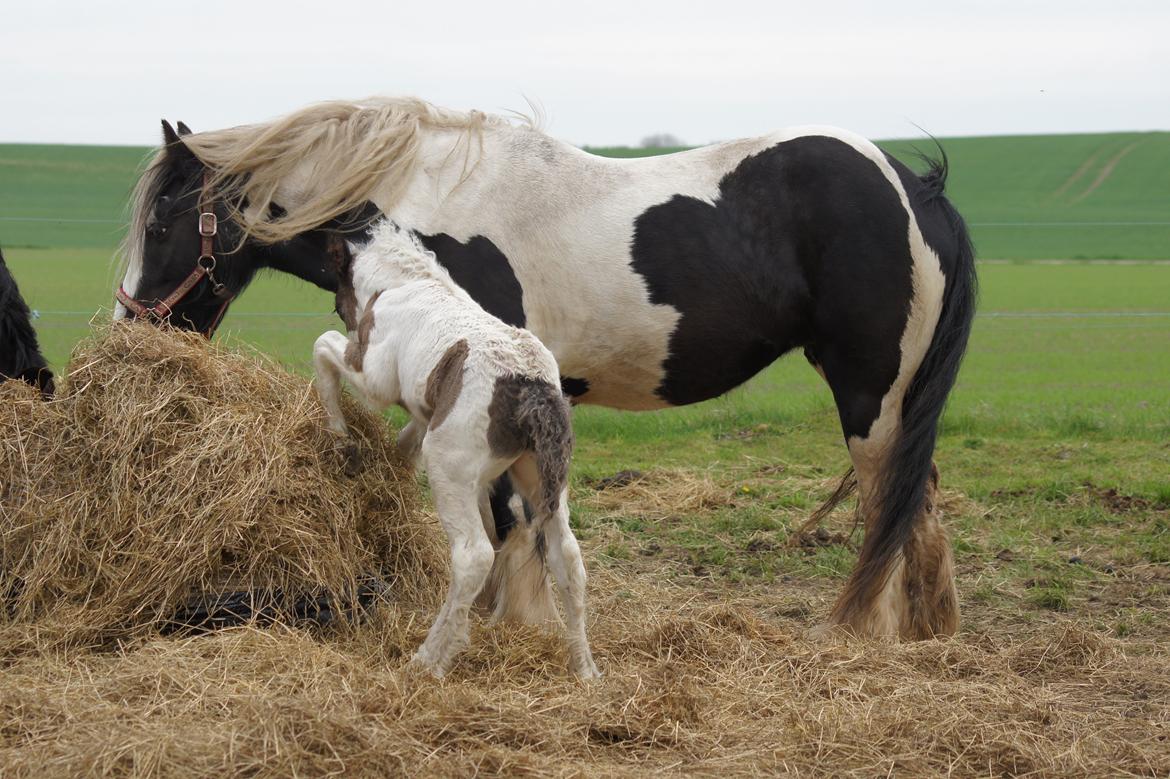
[411,435,496,677]
[811,276,958,640]
[510,457,598,678]
[542,492,599,678]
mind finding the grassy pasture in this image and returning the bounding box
[2,133,1169,775]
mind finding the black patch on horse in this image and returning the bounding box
[560,376,590,398]
[415,233,526,328]
[629,136,912,431]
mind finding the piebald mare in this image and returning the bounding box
[116,98,977,640]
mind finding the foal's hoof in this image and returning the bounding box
[407,649,447,679]
[574,658,602,681]
[342,442,363,477]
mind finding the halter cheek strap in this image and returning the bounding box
[116,171,235,338]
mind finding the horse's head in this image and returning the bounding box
[116,121,353,336]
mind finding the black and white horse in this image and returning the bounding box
[115,98,976,640]
[1,247,54,397]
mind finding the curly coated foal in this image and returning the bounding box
[313,220,598,679]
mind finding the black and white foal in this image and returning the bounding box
[312,221,598,679]
[0,248,54,397]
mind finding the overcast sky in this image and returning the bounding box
[2,0,1166,147]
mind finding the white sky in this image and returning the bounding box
[2,0,1167,147]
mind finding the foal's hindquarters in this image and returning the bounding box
[416,414,597,679]
[313,331,599,679]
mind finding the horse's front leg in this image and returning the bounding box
[396,419,426,468]
[313,330,363,474]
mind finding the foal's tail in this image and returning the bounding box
[483,377,573,625]
[832,154,978,635]
[515,378,575,524]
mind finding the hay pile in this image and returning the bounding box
[0,323,445,651]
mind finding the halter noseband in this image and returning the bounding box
[116,171,235,338]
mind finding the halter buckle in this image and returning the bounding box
[199,212,218,237]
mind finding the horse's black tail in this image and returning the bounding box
[833,151,978,635]
[0,247,55,398]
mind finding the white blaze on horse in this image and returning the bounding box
[313,219,598,679]
[117,97,977,641]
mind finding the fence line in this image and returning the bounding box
[0,216,123,224]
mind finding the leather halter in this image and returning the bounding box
[116,171,235,338]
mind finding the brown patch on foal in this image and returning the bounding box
[425,339,469,430]
[329,236,360,331]
[486,376,527,458]
[344,290,383,371]
[486,374,574,519]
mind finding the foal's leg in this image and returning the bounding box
[411,435,497,677]
[510,458,598,678]
[396,419,426,468]
[543,493,599,678]
[312,331,366,473]
[312,331,354,437]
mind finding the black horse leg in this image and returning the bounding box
[488,472,533,542]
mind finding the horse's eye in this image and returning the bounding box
[146,223,167,238]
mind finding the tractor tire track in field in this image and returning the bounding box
[1051,149,1104,199]
[1069,141,1144,203]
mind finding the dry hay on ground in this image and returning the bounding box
[0,323,445,652]
[0,567,1166,777]
[582,468,733,521]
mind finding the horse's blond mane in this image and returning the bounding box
[121,97,529,276]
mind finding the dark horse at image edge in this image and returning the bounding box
[115,99,976,641]
[0,247,54,397]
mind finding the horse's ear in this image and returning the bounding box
[176,121,193,136]
[161,120,181,146]
[160,120,200,167]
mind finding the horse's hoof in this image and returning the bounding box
[574,658,602,680]
[408,650,446,679]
